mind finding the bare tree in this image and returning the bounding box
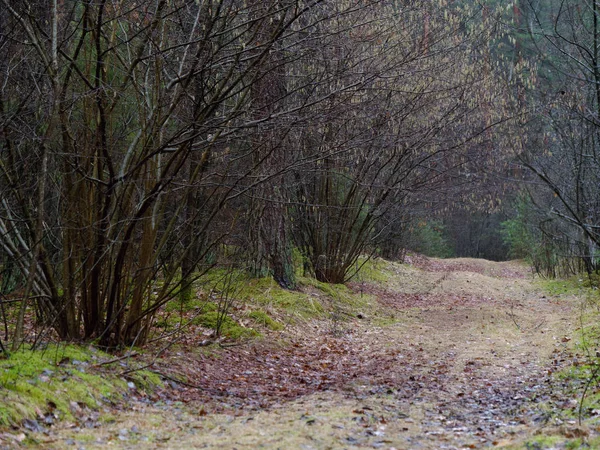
[288,1,511,282]
[0,0,333,347]
[516,0,600,274]
[0,0,519,349]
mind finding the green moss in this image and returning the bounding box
[292,247,305,278]
[154,318,171,329]
[188,260,394,333]
[194,311,259,339]
[518,435,597,450]
[302,277,349,297]
[178,284,194,304]
[248,310,284,331]
[239,276,325,318]
[301,276,372,311]
[97,412,117,424]
[581,272,600,289]
[130,370,162,390]
[520,435,563,448]
[538,277,583,297]
[565,438,586,449]
[164,297,217,313]
[200,268,247,291]
[352,257,394,284]
[194,258,394,320]
[586,435,600,448]
[0,345,159,428]
[371,315,399,327]
[547,302,600,422]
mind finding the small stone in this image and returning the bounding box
[23,419,44,433]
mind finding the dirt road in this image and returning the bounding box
[38,258,589,449]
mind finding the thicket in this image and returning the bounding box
[0,0,519,349]
[406,221,454,259]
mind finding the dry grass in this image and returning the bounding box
[29,257,591,449]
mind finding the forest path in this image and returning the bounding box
[38,258,586,449]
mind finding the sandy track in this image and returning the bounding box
[36,258,584,449]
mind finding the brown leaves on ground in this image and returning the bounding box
[150,259,552,422]
[155,326,433,413]
[32,256,590,449]
[130,255,586,448]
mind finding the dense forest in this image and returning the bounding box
[0,0,597,350]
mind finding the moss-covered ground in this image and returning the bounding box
[150,258,394,344]
[0,258,393,434]
[0,344,160,432]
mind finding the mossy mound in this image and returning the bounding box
[248,310,284,331]
[0,345,160,428]
[193,311,259,339]
[350,257,395,284]
[150,257,399,350]
[240,276,324,318]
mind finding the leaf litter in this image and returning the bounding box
[25,257,597,449]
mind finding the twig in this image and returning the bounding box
[508,303,521,331]
[531,318,547,331]
[219,339,252,348]
[94,352,139,367]
[120,361,154,376]
[149,369,205,389]
[507,302,546,332]
[149,369,225,397]
[119,335,187,376]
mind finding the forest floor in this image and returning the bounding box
[27,257,600,449]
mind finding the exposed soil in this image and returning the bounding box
[30,258,593,449]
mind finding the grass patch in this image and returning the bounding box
[196,260,388,319]
[193,311,259,339]
[350,257,395,284]
[164,296,217,314]
[301,277,370,309]
[156,258,398,340]
[248,310,284,331]
[236,276,325,319]
[511,433,600,449]
[539,277,585,297]
[538,288,600,427]
[518,435,563,449]
[0,344,160,428]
